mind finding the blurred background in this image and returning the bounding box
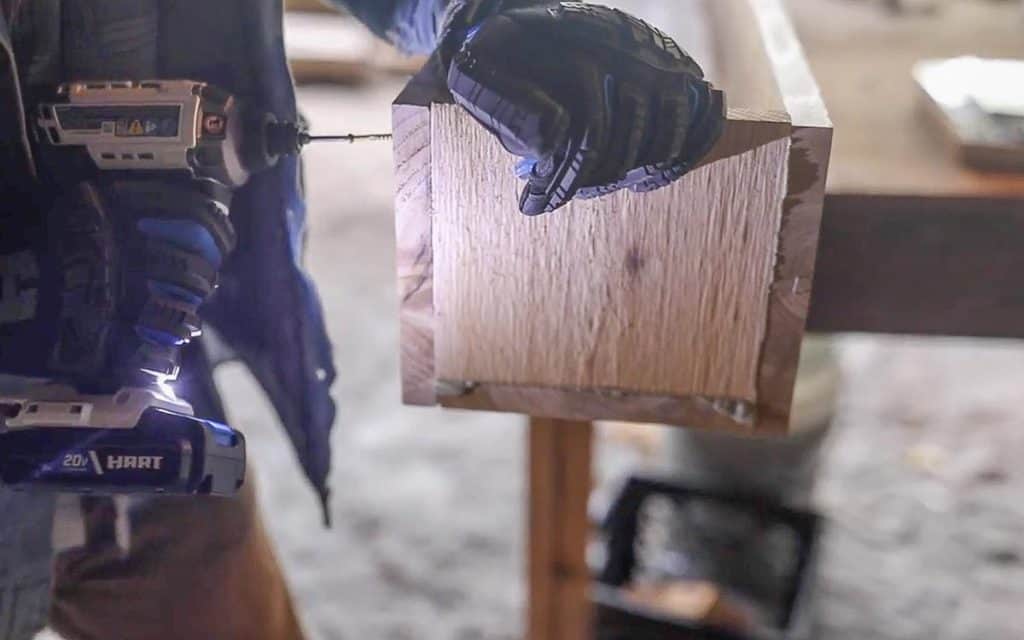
[207,0,1024,638]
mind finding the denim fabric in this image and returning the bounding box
[327,0,456,54]
[199,1,337,515]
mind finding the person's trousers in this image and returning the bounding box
[49,479,306,640]
[47,343,307,640]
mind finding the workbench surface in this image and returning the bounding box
[785,0,1024,338]
[788,0,1024,199]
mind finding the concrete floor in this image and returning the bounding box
[816,337,1024,640]
[191,77,1024,640]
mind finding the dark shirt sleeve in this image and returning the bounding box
[324,0,458,54]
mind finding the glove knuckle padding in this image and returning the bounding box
[648,90,691,167]
[448,47,569,160]
[532,61,610,212]
[450,2,723,214]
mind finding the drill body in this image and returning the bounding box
[0,80,291,498]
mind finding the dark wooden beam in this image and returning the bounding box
[808,194,1024,339]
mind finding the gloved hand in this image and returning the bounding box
[444,2,725,215]
[46,180,234,386]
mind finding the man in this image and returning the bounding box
[0,1,739,638]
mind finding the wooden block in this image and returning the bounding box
[394,100,438,405]
[392,0,832,434]
[431,107,789,401]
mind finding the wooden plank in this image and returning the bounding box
[393,60,452,406]
[528,420,557,640]
[431,104,791,403]
[808,194,1024,339]
[697,109,791,168]
[744,0,833,431]
[439,382,756,431]
[393,101,436,405]
[758,125,831,430]
[528,418,594,640]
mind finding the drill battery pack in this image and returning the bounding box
[0,389,245,497]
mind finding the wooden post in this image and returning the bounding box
[527,418,594,640]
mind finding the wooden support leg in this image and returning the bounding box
[527,417,594,640]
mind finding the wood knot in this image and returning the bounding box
[625,246,646,276]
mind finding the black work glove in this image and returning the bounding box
[445,2,725,215]
[46,180,234,386]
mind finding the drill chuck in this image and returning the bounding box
[264,120,307,157]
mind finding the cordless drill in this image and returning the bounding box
[0,80,372,497]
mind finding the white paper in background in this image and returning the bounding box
[914,57,1024,118]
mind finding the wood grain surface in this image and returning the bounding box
[759,124,832,430]
[431,104,790,403]
[393,102,436,405]
[393,0,836,430]
[697,109,791,168]
[438,381,758,431]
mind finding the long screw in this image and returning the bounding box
[301,133,393,144]
[264,122,393,157]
